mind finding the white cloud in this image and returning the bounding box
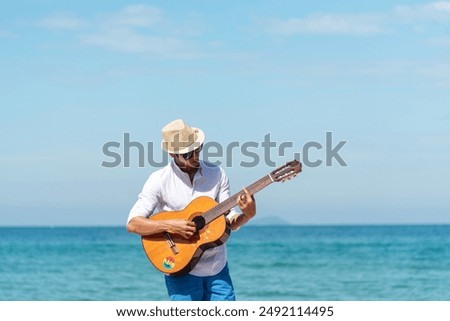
[266,13,385,35]
[429,36,450,45]
[393,1,450,22]
[417,62,450,86]
[0,30,14,38]
[37,5,162,31]
[354,60,450,87]
[36,5,206,58]
[82,6,201,57]
[80,28,190,55]
[98,5,162,28]
[264,1,450,36]
[433,1,450,11]
[38,14,89,30]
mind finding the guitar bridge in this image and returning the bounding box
[164,232,179,255]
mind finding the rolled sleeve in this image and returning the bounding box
[127,173,160,225]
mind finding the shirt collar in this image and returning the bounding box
[170,159,204,179]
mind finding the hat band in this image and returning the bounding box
[165,131,198,152]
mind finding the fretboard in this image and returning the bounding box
[202,174,274,224]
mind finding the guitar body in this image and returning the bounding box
[141,196,231,276]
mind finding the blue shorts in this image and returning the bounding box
[164,264,236,301]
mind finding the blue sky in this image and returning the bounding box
[1,1,449,226]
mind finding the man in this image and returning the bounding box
[126,119,256,301]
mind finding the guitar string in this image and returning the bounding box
[201,175,273,224]
[199,162,296,223]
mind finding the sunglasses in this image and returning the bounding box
[180,144,203,160]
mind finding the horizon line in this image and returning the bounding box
[1,222,450,228]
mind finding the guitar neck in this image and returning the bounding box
[202,174,274,224]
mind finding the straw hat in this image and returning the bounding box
[161,119,205,154]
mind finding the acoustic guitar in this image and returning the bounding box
[141,160,302,275]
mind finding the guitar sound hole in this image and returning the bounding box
[192,216,206,231]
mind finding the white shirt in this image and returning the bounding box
[127,160,238,277]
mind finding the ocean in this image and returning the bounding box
[0,225,449,301]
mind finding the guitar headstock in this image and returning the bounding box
[270,160,302,183]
